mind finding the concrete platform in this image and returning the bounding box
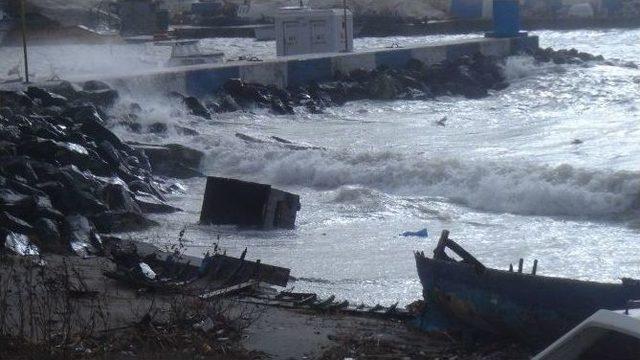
[83,36,539,98]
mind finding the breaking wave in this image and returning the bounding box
[501,55,564,81]
[203,143,640,219]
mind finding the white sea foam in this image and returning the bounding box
[201,139,640,219]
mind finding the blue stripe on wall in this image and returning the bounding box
[446,42,481,60]
[287,58,333,86]
[375,49,413,69]
[185,66,240,97]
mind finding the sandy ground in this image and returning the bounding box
[0,254,530,359]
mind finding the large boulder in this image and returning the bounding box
[132,143,204,179]
[91,211,158,233]
[25,86,69,108]
[64,214,103,257]
[33,217,65,254]
[102,183,142,214]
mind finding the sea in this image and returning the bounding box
[1,29,639,306]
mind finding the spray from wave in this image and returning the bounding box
[203,141,640,219]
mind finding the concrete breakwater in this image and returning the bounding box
[94,36,539,99]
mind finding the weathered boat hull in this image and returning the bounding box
[415,252,640,347]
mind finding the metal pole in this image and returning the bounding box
[343,0,348,52]
[20,0,29,83]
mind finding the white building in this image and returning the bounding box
[275,6,353,57]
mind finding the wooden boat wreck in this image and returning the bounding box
[415,230,640,348]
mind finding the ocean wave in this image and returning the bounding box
[203,143,640,219]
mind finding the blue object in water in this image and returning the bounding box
[401,228,429,238]
[488,0,523,38]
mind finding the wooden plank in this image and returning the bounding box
[200,280,257,299]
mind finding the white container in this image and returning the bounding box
[275,6,354,57]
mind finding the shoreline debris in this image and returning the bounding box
[200,176,301,230]
[415,230,640,349]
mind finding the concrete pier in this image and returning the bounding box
[95,36,539,98]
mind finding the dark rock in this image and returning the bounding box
[67,106,125,150]
[0,211,34,234]
[223,78,244,96]
[148,122,168,134]
[183,96,211,119]
[0,124,21,143]
[64,214,102,257]
[102,183,142,213]
[97,140,121,167]
[26,86,68,107]
[33,218,64,253]
[78,88,119,108]
[134,143,204,179]
[91,211,158,233]
[174,125,199,136]
[271,97,293,115]
[40,81,81,100]
[1,157,38,183]
[18,137,111,176]
[7,178,45,196]
[219,95,241,112]
[83,80,112,92]
[134,192,181,213]
[0,188,32,217]
[369,74,400,100]
[43,180,108,215]
[0,91,34,109]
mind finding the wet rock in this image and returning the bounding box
[68,106,125,150]
[270,97,293,115]
[133,143,204,179]
[174,125,199,136]
[97,140,121,167]
[0,188,32,217]
[1,157,38,183]
[78,88,119,108]
[40,81,81,100]
[7,178,45,197]
[0,90,34,109]
[64,215,102,257]
[219,95,241,112]
[369,74,400,100]
[33,218,64,253]
[83,80,112,92]
[0,124,21,143]
[148,122,168,134]
[102,183,142,214]
[91,211,158,233]
[25,86,68,108]
[183,96,211,119]
[134,192,180,213]
[2,231,40,256]
[18,137,111,176]
[0,211,33,234]
[42,180,108,215]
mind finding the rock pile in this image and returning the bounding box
[0,82,180,257]
[530,47,605,65]
[163,49,606,119]
[189,53,509,116]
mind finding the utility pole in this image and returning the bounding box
[20,0,29,83]
[343,0,348,52]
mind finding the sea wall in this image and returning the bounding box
[97,36,539,98]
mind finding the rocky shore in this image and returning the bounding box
[0,46,614,359]
[116,46,611,128]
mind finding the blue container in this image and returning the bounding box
[492,0,521,38]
